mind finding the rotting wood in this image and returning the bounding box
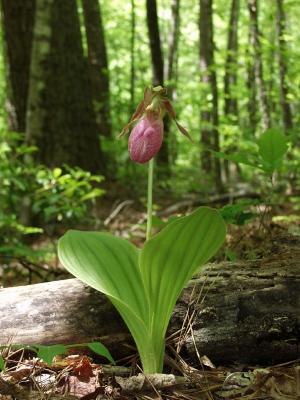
[0,235,299,366]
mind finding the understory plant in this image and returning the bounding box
[58,86,226,373]
[0,130,104,265]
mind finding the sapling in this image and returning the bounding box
[58,86,226,373]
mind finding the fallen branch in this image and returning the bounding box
[0,235,299,366]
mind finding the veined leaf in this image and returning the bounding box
[0,355,4,371]
[86,342,115,365]
[140,207,226,371]
[58,232,152,370]
[35,344,67,365]
[58,208,226,374]
[258,129,288,174]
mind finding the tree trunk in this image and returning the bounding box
[223,0,239,182]
[199,0,222,190]
[247,0,271,130]
[276,0,293,132]
[26,0,104,173]
[82,0,111,138]
[224,0,239,120]
[146,0,169,169]
[246,32,257,133]
[1,235,299,365]
[0,0,35,132]
[129,0,136,115]
[164,0,180,165]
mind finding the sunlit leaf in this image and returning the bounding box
[140,207,226,371]
[86,342,115,365]
[258,129,288,174]
[0,355,5,371]
[35,344,67,365]
[58,208,226,373]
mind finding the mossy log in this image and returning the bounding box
[1,235,299,365]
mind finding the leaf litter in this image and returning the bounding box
[1,346,300,399]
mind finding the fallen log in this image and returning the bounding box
[1,235,300,365]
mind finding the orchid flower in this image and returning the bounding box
[119,86,192,163]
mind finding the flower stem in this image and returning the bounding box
[146,159,154,241]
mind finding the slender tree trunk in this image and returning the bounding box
[223,0,239,181]
[164,0,180,164]
[82,0,111,138]
[199,0,222,190]
[246,32,257,133]
[130,0,135,115]
[146,0,164,86]
[276,0,293,132]
[0,0,35,132]
[165,0,180,93]
[146,0,169,168]
[247,0,271,130]
[26,0,104,173]
[224,0,239,120]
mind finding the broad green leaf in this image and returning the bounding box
[0,355,4,371]
[58,232,152,371]
[86,342,115,365]
[140,207,226,371]
[35,344,67,365]
[258,129,288,174]
[58,209,226,374]
[58,232,147,320]
[67,342,115,364]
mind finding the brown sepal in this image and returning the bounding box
[163,99,193,142]
[118,87,154,138]
[175,120,194,142]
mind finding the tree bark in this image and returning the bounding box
[82,0,111,138]
[224,0,239,120]
[164,0,180,164]
[146,0,169,169]
[0,0,35,132]
[1,235,299,365]
[26,0,104,173]
[129,0,136,115]
[247,0,271,130]
[199,0,222,190]
[246,32,257,133]
[276,0,293,132]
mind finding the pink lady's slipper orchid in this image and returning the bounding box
[119,86,192,164]
[128,116,164,164]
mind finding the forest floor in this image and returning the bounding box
[0,193,300,399]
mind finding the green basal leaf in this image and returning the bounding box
[35,344,67,365]
[140,207,226,371]
[0,355,4,371]
[58,232,153,371]
[258,129,288,174]
[86,342,115,365]
[58,208,226,374]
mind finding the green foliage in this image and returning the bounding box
[85,342,115,365]
[35,344,68,365]
[58,207,226,373]
[0,130,104,265]
[257,129,288,175]
[220,200,260,226]
[0,355,4,371]
[33,166,104,224]
[212,129,289,177]
[0,342,114,370]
